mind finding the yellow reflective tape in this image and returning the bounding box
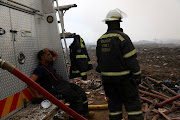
[99,33,125,41]
[110,16,119,19]
[88,61,92,64]
[16,93,23,109]
[109,111,122,116]
[127,110,142,115]
[100,33,117,39]
[83,100,88,104]
[80,37,85,48]
[123,49,136,58]
[1,95,14,117]
[133,70,141,75]
[80,72,87,76]
[21,92,29,102]
[76,55,88,59]
[101,71,130,76]
[117,34,125,41]
[72,70,80,74]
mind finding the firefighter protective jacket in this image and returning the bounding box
[69,35,93,80]
[96,28,141,77]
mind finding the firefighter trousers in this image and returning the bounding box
[53,82,89,116]
[102,75,143,120]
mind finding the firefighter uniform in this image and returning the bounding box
[96,28,143,120]
[69,35,93,80]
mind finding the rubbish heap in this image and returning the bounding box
[139,76,180,120]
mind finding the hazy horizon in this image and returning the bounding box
[57,0,180,45]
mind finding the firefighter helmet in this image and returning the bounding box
[103,8,127,22]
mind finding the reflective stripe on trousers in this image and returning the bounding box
[72,70,80,73]
[109,111,122,116]
[80,72,87,76]
[127,110,142,115]
[133,70,141,75]
[101,70,130,76]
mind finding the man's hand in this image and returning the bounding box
[43,48,57,61]
[133,75,141,85]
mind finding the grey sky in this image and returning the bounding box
[58,0,180,44]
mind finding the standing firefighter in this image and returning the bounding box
[96,9,143,120]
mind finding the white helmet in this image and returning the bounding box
[103,8,127,22]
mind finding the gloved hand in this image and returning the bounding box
[133,75,141,85]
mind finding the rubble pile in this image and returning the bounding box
[85,44,179,120]
[139,76,180,120]
[136,44,180,80]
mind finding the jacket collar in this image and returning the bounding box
[107,27,123,32]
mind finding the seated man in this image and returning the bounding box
[30,48,93,119]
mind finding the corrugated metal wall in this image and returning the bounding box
[0,0,68,119]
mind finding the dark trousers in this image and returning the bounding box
[102,75,143,120]
[53,82,88,115]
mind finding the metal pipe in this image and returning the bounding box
[147,77,178,96]
[152,114,160,120]
[140,97,153,104]
[146,76,161,84]
[139,90,180,106]
[158,111,171,120]
[0,1,34,15]
[162,84,178,96]
[139,84,170,99]
[7,0,39,12]
[144,103,148,120]
[146,100,158,120]
[0,1,43,16]
[0,59,87,120]
[152,107,178,120]
[171,118,180,120]
[139,89,166,100]
[141,80,154,89]
[157,94,180,107]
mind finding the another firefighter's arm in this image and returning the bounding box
[30,74,43,98]
[96,40,101,73]
[43,48,57,61]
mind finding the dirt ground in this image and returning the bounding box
[83,43,180,120]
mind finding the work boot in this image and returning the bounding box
[83,111,94,118]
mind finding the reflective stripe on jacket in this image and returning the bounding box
[101,70,130,76]
[127,110,142,115]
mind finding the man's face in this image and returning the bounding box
[42,51,53,63]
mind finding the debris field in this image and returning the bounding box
[83,44,180,120]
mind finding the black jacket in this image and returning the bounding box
[96,28,141,77]
[69,35,93,80]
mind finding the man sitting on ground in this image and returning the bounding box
[30,48,94,119]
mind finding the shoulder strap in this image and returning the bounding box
[42,65,58,81]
